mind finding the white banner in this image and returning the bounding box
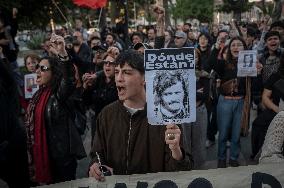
[38,162,284,188]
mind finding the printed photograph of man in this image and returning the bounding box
[26,77,36,93]
[153,70,190,122]
[243,54,253,67]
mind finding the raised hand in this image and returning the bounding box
[49,33,68,57]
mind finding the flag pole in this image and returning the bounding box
[97,7,103,29]
[51,0,69,23]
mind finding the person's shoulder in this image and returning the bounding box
[81,42,91,49]
[101,100,121,112]
[97,100,122,122]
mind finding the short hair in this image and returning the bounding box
[115,50,145,75]
[217,29,228,37]
[90,36,101,41]
[154,70,188,106]
[264,31,281,41]
[184,23,192,27]
[131,32,144,42]
[270,20,284,30]
[106,32,116,41]
[147,27,156,34]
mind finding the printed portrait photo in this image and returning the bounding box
[153,70,190,123]
[243,54,254,68]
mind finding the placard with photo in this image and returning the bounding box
[144,48,196,125]
[24,73,39,99]
[237,50,257,77]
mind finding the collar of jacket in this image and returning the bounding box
[117,100,147,117]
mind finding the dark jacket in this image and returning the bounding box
[44,61,86,162]
[213,59,246,96]
[82,74,118,115]
[0,60,29,188]
[90,101,193,175]
[258,47,284,83]
[75,43,92,73]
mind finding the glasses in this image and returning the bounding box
[102,61,116,65]
[175,37,183,39]
[36,64,50,72]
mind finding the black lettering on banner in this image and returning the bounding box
[145,48,195,71]
[251,172,282,188]
[114,183,127,188]
[136,181,148,188]
[187,178,213,188]
[153,180,178,188]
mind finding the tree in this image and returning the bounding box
[0,0,83,30]
[271,0,284,22]
[170,0,214,23]
[217,0,254,21]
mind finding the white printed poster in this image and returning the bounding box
[237,50,257,77]
[144,48,196,125]
[24,73,39,99]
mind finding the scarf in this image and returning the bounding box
[25,86,52,183]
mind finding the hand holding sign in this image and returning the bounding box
[237,50,258,77]
[165,124,183,160]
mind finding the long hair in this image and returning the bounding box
[197,32,212,48]
[39,56,63,92]
[24,53,40,68]
[226,36,247,69]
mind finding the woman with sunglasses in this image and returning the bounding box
[82,47,119,144]
[25,34,85,185]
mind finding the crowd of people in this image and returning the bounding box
[1,4,284,188]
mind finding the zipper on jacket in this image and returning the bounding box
[126,115,133,174]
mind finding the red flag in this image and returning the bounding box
[73,0,107,9]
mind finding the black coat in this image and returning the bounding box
[44,61,86,162]
[0,59,29,188]
[40,62,86,183]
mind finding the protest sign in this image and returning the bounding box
[144,48,196,125]
[24,73,39,99]
[237,50,257,77]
